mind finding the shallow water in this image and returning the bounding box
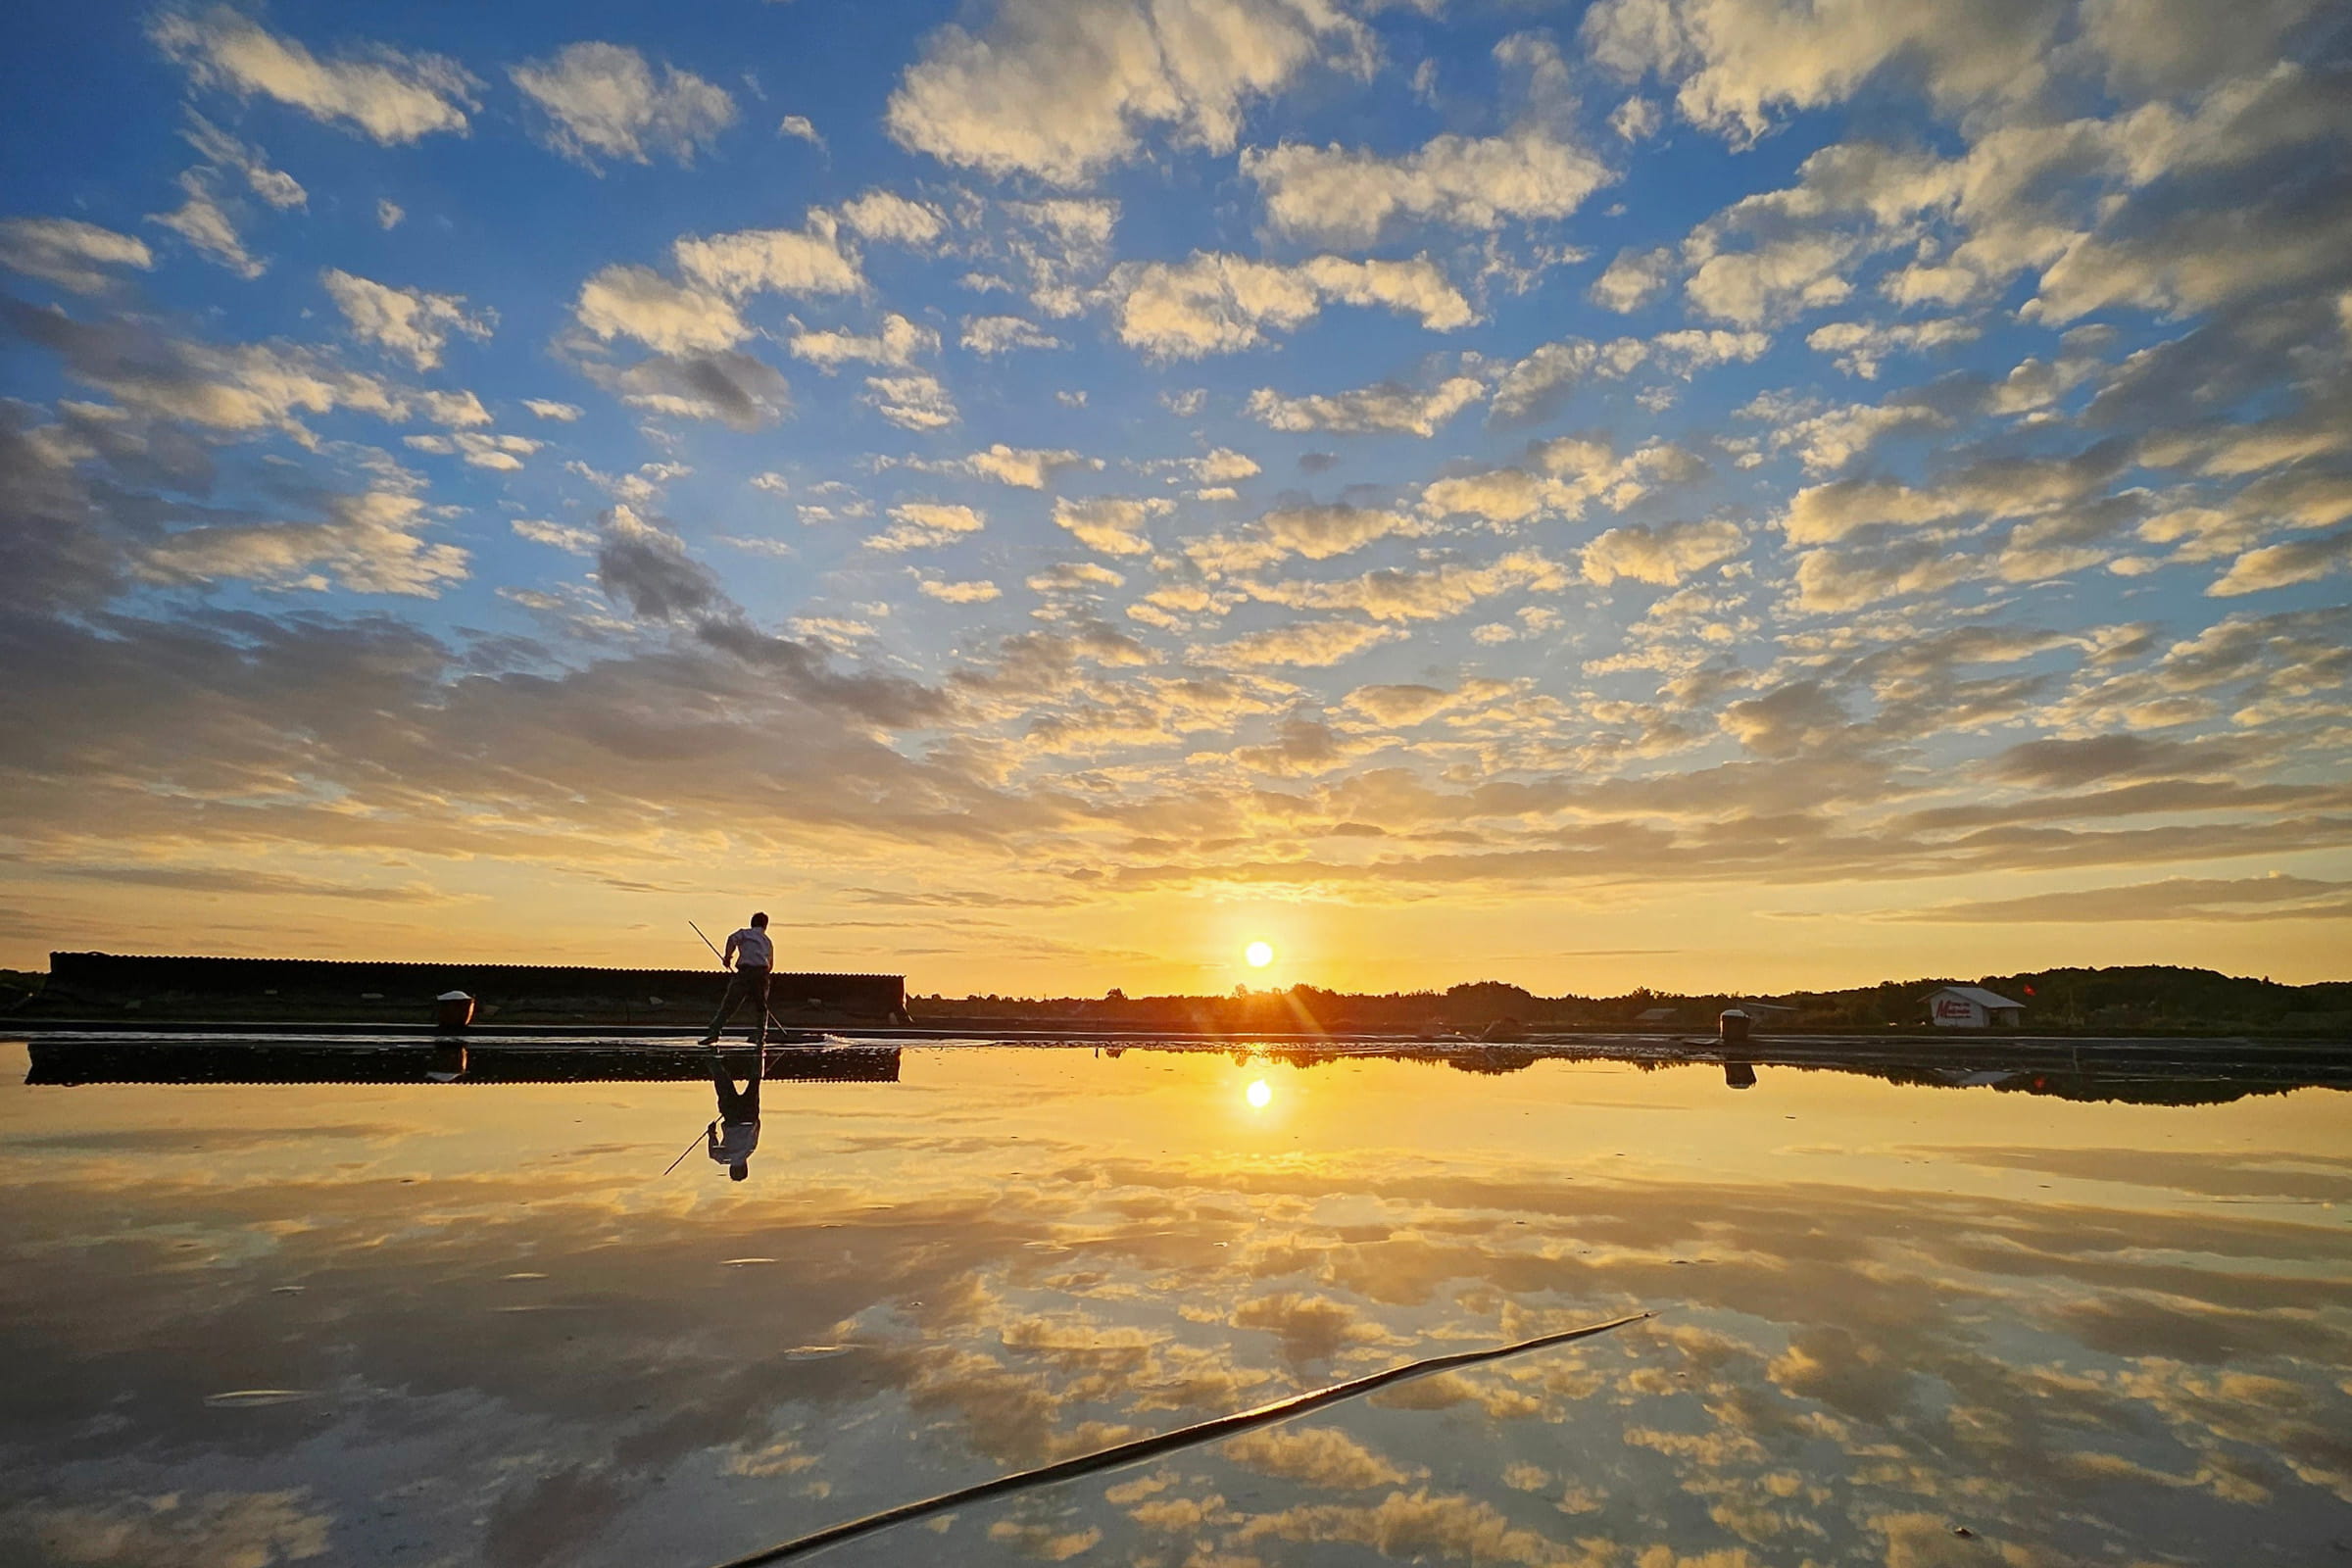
[1,1040,2347,1568]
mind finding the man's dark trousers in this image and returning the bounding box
[707,965,772,1046]
[712,1056,760,1121]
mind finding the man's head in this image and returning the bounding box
[729,1160,749,1182]
[751,911,767,929]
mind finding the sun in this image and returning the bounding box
[1244,940,1274,968]
[1246,1078,1272,1109]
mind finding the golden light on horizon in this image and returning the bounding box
[1245,1078,1272,1110]
[1244,940,1274,968]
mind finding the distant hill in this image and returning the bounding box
[908,965,2352,1037]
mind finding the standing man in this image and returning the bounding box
[700,911,774,1047]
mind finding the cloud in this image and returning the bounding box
[1243,550,1569,622]
[511,42,736,169]
[862,372,957,430]
[789,313,937,371]
[175,114,303,215]
[1247,375,1484,438]
[403,430,541,470]
[0,218,153,294]
[375,198,404,230]
[1242,29,1609,243]
[1806,317,1981,378]
[5,298,407,435]
[870,502,985,552]
[672,216,862,299]
[1115,254,1314,357]
[996,198,1121,318]
[1887,873,2352,923]
[522,399,582,421]
[137,488,469,598]
[19,1491,332,1568]
[1420,438,1702,527]
[1984,732,2264,789]
[1791,537,1976,612]
[1241,1489,1590,1564]
[1687,231,1855,325]
[1027,562,1125,593]
[1114,252,1472,358]
[1648,328,1775,376]
[838,190,946,248]
[1220,1427,1413,1490]
[1581,519,1747,585]
[1582,0,2060,145]
[960,316,1064,355]
[1749,396,1945,474]
[322,270,493,370]
[152,8,476,144]
[885,0,1363,184]
[1306,256,1478,331]
[1200,616,1402,668]
[574,266,747,354]
[148,169,264,279]
[2028,162,2352,325]
[1782,444,2129,550]
[600,351,790,428]
[1341,684,1448,725]
[416,389,491,428]
[2209,528,2352,598]
[918,577,1002,603]
[1186,503,1418,575]
[1245,124,1609,247]
[1486,327,1768,423]
[1609,95,1662,141]
[593,504,724,620]
[1199,449,1261,482]
[1720,679,1852,759]
[2084,0,2330,98]
[1054,495,1168,556]
[1485,340,1604,424]
[1590,245,1672,312]
[777,114,822,147]
[964,445,1100,489]
[513,517,597,553]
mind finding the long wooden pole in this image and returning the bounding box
[662,1126,709,1177]
[706,1310,1653,1566]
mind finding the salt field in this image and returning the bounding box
[2,1040,2346,1566]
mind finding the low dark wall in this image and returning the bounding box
[29,952,906,1024]
[26,1040,903,1086]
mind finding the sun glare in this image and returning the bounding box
[1245,940,1274,968]
[1245,1078,1272,1109]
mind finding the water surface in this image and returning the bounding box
[2,1041,2347,1567]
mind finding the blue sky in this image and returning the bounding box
[2,0,2348,992]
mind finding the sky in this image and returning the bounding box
[1,0,2348,996]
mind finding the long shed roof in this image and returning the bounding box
[1934,985,2025,1009]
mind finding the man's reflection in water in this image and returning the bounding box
[708,1050,761,1181]
[1724,1060,1757,1090]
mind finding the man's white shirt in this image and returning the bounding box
[729,928,774,968]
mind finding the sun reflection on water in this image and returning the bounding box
[1244,1078,1272,1110]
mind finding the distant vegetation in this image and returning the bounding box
[909,965,2352,1037]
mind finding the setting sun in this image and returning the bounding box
[1245,1079,1272,1109]
[1244,941,1274,968]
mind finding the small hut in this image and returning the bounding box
[1927,985,2025,1029]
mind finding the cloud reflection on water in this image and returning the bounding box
[0,1043,2346,1567]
